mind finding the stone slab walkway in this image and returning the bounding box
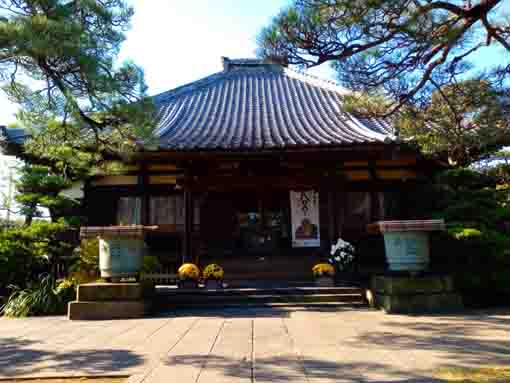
[0,307,509,382]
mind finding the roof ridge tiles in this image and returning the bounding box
[152,68,351,108]
[282,67,351,96]
[152,71,227,105]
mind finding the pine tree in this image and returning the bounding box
[258,0,510,115]
[0,156,19,224]
[0,0,155,164]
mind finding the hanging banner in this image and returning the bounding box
[290,190,320,247]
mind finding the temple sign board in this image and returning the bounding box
[290,190,320,248]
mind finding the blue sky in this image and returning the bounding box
[119,0,303,95]
[0,0,310,124]
[1,0,508,124]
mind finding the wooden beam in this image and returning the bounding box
[121,163,421,178]
[135,143,418,164]
[344,169,371,181]
[148,175,178,185]
[376,158,416,166]
[147,164,178,171]
[190,175,326,192]
[376,169,417,180]
[91,176,138,186]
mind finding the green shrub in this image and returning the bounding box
[434,224,510,296]
[454,269,510,297]
[68,239,100,282]
[429,168,507,229]
[1,275,75,317]
[455,273,486,291]
[436,168,493,191]
[55,278,77,304]
[0,220,71,292]
[428,169,510,284]
[448,227,482,240]
[490,270,510,293]
[142,255,162,273]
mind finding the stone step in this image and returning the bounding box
[224,273,313,281]
[153,285,368,312]
[224,280,317,288]
[156,282,363,296]
[155,301,368,310]
[155,293,364,305]
[156,286,364,297]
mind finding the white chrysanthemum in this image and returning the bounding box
[331,238,351,255]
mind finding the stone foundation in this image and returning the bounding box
[314,276,335,287]
[368,275,463,314]
[68,282,154,320]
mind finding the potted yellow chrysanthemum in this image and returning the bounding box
[203,264,224,289]
[312,263,335,287]
[177,263,200,289]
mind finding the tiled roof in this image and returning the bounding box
[0,126,30,154]
[153,57,396,151]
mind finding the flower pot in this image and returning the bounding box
[205,279,223,290]
[98,238,145,280]
[315,276,335,287]
[369,220,445,272]
[80,226,158,281]
[178,280,198,289]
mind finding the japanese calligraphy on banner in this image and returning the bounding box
[290,190,320,248]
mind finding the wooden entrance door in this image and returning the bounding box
[235,192,289,255]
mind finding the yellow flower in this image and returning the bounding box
[56,279,75,293]
[312,263,335,277]
[178,263,200,280]
[203,264,224,280]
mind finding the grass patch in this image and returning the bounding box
[436,367,510,382]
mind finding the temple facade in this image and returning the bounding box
[3,57,442,281]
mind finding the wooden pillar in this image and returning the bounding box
[139,163,149,226]
[82,179,91,225]
[369,161,380,223]
[337,178,346,239]
[182,176,194,264]
[323,171,338,247]
[328,190,337,245]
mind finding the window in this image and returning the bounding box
[116,194,201,228]
[150,195,184,225]
[117,197,141,225]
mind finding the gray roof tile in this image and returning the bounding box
[153,58,396,151]
[0,126,29,146]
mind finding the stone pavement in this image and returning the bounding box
[0,307,509,382]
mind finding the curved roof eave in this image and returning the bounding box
[151,58,398,152]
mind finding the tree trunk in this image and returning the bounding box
[24,202,37,226]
